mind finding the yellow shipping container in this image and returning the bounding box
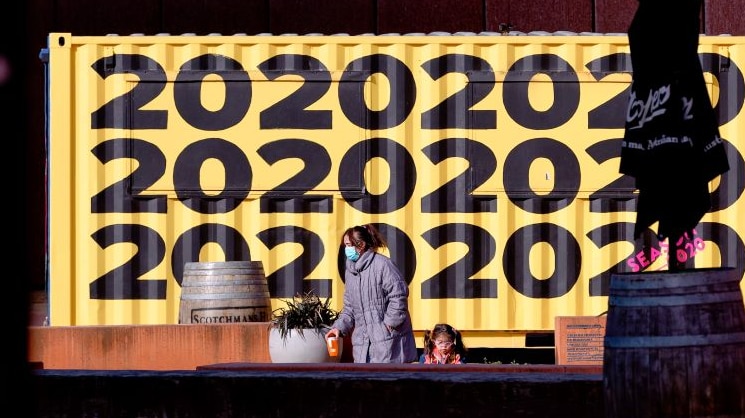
[45,33,745,347]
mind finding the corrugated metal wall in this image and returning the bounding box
[22,0,745,294]
[46,33,745,347]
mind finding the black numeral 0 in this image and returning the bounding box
[503,54,579,130]
[258,54,332,129]
[336,223,416,286]
[339,54,416,129]
[339,138,416,214]
[709,139,745,211]
[503,137,580,213]
[699,222,745,278]
[503,223,581,298]
[700,52,745,127]
[171,223,252,285]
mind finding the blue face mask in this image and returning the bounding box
[344,246,360,262]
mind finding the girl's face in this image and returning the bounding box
[432,334,454,354]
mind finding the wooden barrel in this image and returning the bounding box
[603,268,745,418]
[178,261,271,324]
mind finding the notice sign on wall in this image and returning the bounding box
[555,316,607,365]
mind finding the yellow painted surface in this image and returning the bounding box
[46,33,745,346]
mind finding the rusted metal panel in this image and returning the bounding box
[27,323,271,369]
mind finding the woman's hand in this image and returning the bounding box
[325,328,340,339]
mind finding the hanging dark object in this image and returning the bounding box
[619,0,730,270]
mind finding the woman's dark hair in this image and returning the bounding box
[422,323,467,362]
[342,224,387,252]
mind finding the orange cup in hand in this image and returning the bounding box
[326,336,339,357]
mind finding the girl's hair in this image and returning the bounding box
[342,224,387,252]
[422,323,467,362]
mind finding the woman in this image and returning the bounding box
[325,224,417,363]
[419,323,467,364]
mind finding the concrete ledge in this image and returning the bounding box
[32,366,604,417]
[28,326,603,416]
[198,362,602,374]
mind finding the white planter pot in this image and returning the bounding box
[268,328,343,363]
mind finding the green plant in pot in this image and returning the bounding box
[268,291,342,363]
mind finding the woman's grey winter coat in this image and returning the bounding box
[331,250,417,363]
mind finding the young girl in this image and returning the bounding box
[419,323,467,364]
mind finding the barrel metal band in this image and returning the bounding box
[609,291,744,307]
[605,332,745,348]
[611,269,737,290]
[185,270,265,276]
[182,293,270,300]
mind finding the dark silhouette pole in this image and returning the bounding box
[0,2,36,416]
[619,0,730,271]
